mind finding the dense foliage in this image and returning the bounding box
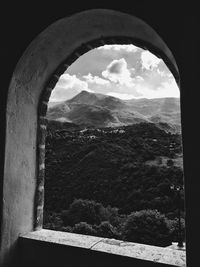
[44,198,185,246]
[43,121,185,246]
[122,209,172,246]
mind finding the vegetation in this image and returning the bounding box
[44,198,185,246]
[43,121,185,246]
[122,209,172,246]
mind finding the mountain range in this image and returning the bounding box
[47,91,181,133]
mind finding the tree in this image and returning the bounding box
[100,205,121,227]
[61,199,105,226]
[72,222,97,236]
[43,211,63,230]
[122,209,172,247]
[95,221,120,239]
[167,218,185,242]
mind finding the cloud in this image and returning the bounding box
[106,92,136,100]
[49,74,93,102]
[135,75,144,82]
[98,44,138,52]
[82,73,110,85]
[134,79,179,99]
[102,58,133,86]
[56,74,89,89]
[157,69,166,77]
[81,72,142,98]
[141,51,161,70]
[49,47,179,102]
[156,80,180,98]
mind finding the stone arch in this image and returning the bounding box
[1,9,180,259]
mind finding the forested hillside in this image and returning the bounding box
[44,121,185,246]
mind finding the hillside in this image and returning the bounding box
[44,122,184,216]
[47,91,181,132]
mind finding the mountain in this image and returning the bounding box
[47,91,181,132]
[67,90,107,105]
[48,101,63,108]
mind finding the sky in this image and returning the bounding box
[49,44,180,102]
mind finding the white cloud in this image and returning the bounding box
[130,68,136,75]
[157,69,165,77]
[106,92,136,100]
[156,69,174,79]
[49,48,178,102]
[98,44,138,52]
[135,76,144,82]
[49,74,93,102]
[157,80,180,98]
[134,79,179,99]
[141,50,161,70]
[56,74,89,89]
[83,73,110,85]
[81,72,143,98]
[102,58,133,86]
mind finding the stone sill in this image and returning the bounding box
[20,229,186,266]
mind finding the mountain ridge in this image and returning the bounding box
[47,90,181,132]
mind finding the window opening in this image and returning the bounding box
[42,43,185,250]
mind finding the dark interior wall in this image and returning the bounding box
[0,1,198,266]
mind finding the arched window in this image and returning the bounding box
[43,42,185,249]
[1,9,186,267]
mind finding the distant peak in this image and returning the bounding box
[80,90,96,95]
[66,90,101,105]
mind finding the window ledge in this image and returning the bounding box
[20,229,186,266]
